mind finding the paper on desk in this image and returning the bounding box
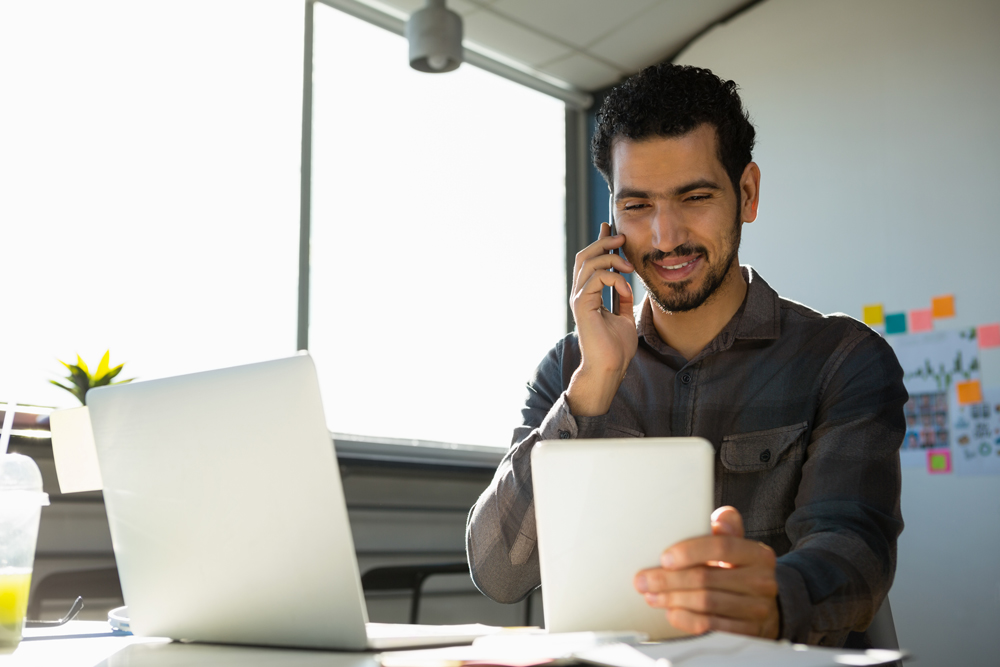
[578,632,905,667]
[379,631,645,667]
[49,406,103,493]
[381,632,905,667]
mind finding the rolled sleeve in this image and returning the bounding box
[467,335,602,603]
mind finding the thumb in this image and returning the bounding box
[711,506,745,538]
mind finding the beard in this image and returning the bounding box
[633,213,742,314]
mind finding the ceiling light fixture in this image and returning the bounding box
[405,0,463,73]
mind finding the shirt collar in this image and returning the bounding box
[636,265,781,357]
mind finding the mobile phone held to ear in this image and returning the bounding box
[608,193,620,316]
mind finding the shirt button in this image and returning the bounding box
[680,373,692,384]
[760,449,771,463]
[558,430,571,439]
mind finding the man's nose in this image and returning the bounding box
[650,204,687,252]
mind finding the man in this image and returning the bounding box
[466,64,906,647]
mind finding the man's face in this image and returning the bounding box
[611,124,749,313]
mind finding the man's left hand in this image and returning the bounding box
[634,506,781,638]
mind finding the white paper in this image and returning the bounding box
[952,385,1000,476]
[886,329,979,469]
[49,406,103,493]
[379,633,905,667]
[628,633,904,667]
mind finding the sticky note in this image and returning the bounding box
[927,448,952,474]
[977,323,1000,349]
[885,312,907,335]
[862,304,884,326]
[931,294,955,318]
[956,379,983,405]
[49,406,103,493]
[909,308,933,333]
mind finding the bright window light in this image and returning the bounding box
[0,1,302,407]
[309,5,567,448]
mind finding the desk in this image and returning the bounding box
[2,622,383,667]
[2,622,907,667]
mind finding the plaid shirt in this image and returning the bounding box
[466,267,906,647]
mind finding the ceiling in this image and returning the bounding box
[365,0,755,91]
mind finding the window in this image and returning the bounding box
[309,5,566,448]
[0,1,302,408]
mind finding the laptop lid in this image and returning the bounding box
[87,354,370,650]
[530,437,714,641]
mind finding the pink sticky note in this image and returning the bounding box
[978,323,1000,349]
[927,448,952,474]
[909,308,934,333]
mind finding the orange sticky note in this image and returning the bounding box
[931,295,955,318]
[956,379,983,405]
[978,323,1000,349]
[862,304,884,325]
[909,308,933,332]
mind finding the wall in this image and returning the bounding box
[674,1,1000,664]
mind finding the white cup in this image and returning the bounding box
[0,453,50,651]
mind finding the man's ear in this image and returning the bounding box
[740,162,761,223]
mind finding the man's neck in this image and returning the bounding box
[649,262,748,362]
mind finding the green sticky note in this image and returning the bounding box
[885,313,907,335]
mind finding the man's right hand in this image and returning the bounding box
[566,222,638,417]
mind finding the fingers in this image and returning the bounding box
[573,260,634,315]
[572,224,631,286]
[662,534,776,570]
[635,564,777,599]
[663,608,764,637]
[711,506,745,538]
[643,588,773,623]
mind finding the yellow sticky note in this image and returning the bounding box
[862,304,884,325]
[931,294,955,318]
[956,379,983,405]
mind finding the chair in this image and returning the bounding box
[867,597,899,650]
[846,597,901,666]
[26,567,124,620]
[360,562,472,625]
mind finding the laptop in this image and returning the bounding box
[530,437,714,641]
[86,353,495,650]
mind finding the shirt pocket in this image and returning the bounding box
[605,424,645,438]
[719,421,809,537]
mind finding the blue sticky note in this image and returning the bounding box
[885,312,907,334]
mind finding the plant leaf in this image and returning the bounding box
[68,367,91,392]
[50,379,75,392]
[95,351,110,381]
[50,379,86,405]
[104,364,125,381]
[76,354,90,376]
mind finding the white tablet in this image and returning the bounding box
[531,437,714,640]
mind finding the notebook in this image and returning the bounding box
[86,353,496,650]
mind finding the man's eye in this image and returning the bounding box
[686,194,710,201]
[623,203,647,210]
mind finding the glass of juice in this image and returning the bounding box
[0,453,49,652]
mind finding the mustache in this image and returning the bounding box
[643,244,708,263]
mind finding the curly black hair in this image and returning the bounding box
[592,63,755,195]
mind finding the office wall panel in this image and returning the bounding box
[675,1,1000,664]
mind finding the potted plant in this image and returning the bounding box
[51,351,135,405]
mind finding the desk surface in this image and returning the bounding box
[2,622,906,667]
[2,623,382,667]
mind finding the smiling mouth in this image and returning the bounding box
[648,253,703,283]
[661,258,698,270]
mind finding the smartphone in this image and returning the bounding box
[608,193,620,315]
